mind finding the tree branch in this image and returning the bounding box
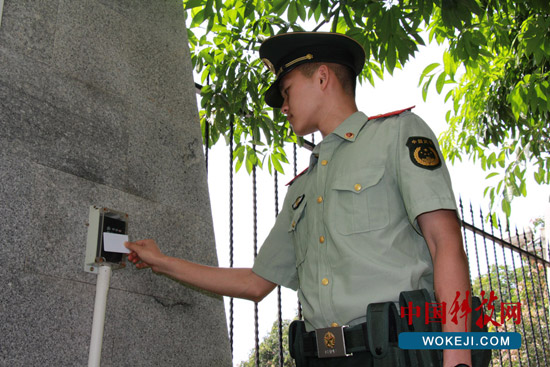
[312,5,341,32]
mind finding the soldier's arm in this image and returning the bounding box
[418,209,472,367]
[125,239,277,302]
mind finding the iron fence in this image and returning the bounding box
[459,200,549,367]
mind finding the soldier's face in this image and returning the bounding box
[279,68,320,136]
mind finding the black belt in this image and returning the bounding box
[301,323,370,358]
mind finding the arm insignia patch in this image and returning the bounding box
[406,136,441,170]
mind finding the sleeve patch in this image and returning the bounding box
[406,136,442,170]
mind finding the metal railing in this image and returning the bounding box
[459,200,549,367]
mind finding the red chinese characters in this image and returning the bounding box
[400,290,522,331]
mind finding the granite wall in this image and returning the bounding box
[0,0,232,365]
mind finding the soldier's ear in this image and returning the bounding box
[317,65,329,89]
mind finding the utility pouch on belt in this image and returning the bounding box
[289,320,309,367]
[366,301,405,367]
[399,289,441,367]
[399,289,492,367]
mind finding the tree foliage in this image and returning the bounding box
[184,0,550,215]
[422,0,550,217]
[238,319,296,367]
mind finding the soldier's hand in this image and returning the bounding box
[125,239,166,272]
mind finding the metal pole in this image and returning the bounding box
[88,265,112,367]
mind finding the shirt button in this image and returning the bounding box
[331,322,339,327]
[354,183,362,192]
[317,196,323,203]
[321,278,329,286]
[319,236,325,243]
[345,132,355,139]
[321,160,328,166]
[291,221,296,228]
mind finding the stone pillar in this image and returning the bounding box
[0,1,231,366]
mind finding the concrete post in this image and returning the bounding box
[0,0,231,365]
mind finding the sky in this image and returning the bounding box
[201,39,550,366]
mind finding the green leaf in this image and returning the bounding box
[341,7,354,28]
[272,0,289,16]
[520,180,527,196]
[271,155,285,174]
[204,0,214,20]
[244,1,255,19]
[288,2,298,23]
[418,63,439,87]
[296,1,307,21]
[491,214,498,228]
[422,74,434,102]
[319,0,329,18]
[501,198,511,217]
[435,71,447,94]
[534,167,544,184]
[184,0,205,10]
[385,39,397,74]
[191,8,206,26]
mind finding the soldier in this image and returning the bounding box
[126,32,473,367]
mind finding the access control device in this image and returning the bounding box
[84,206,128,273]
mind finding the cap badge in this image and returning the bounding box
[406,136,442,170]
[261,58,276,75]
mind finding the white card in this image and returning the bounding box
[103,232,130,254]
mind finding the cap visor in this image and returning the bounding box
[265,82,283,108]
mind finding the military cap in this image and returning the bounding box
[259,32,366,108]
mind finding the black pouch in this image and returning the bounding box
[289,320,310,367]
[366,301,405,367]
[399,289,441,367]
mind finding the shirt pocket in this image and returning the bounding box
[331,165,389,235]
[288,200,308,267]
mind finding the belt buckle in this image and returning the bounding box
[314,325,353,358]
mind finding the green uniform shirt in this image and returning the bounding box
[252,111,457,331]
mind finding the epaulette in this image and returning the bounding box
[286,167,308,186]
[368,105,415,121]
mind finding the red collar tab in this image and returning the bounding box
[368,106,415,121]
[286,167,309,186]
